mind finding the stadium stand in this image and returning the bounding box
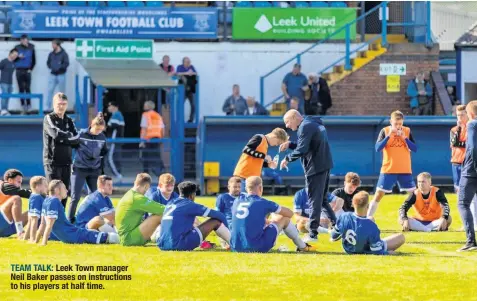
[107,1,126,7]
[293,2,310,8]
[127,1,145,7]
[146,1,164,7]
[310,1,329,8]
[253,1,272,8]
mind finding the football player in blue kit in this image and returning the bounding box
[35,180,120,246]
[216,176,245,229]
[158,181,231,251]
[145,173,179,205]
[331,191,405,255]
[24,176,48,242]
[231,176,316,253]
[74,175,116,233]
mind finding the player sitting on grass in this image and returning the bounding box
[233,128,288,191]
[145,173,179,205]
[23,176,48,242]
[368,111,417,220]
[216,176,244,230]
[116,173,165,246]
[158,181,231,251]
[398,172,451,232]
[331,172,361,213]
[35,180,119,246]
[293,188,341,234]
[331,191,405,255]
[74,175,116,233]
[231,176,315,253]
[0,169,31,238]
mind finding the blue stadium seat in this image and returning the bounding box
[127,1,144,7]
[107,1,125,7]
[310,1,328,7]
[330,1,347,7]
[146,1,164,7]
[87,1,106,7]
[272,2,289,8]
[235,1,252,7]
[66,1,86,6]
[253,1,272,7]
[0,11,6,21]
[294,1,309,8]
[41,1,60,6]
[9,1,23,7]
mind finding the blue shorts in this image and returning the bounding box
[162,227,203,251]
[452,163,462,190]
[0,211,15,237]
[376,173,416,193]
[58,228,107,244]
[245,224,279,253]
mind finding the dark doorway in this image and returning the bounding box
[365,1,383,34]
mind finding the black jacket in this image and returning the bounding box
[286,116,333,176]
[47,48,69,75]
[43,112,78,166]
[244,103,269,116]
[73,128,108,170]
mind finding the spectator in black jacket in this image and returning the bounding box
[280,110,334,243]
[14,35,36,113]
[68,113,108,223]
[46,39,69,112]
[0,169,30,238]
[0,49,18,116]
[305,73,332,115]
[43,92,78,208]
[245,97,269,116]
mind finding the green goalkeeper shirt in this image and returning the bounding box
[115,189,165,236]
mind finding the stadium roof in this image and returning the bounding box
[77,59,177,88]
[455,23,477,49]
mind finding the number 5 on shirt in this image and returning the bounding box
[236,202,250,219]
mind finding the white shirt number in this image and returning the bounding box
[163,204,177,220]
[235,202,250,219]
[345,229,357,245]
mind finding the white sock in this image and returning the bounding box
[318,226,330,234]
[106,232,120,244]
[15,222,24,234]
[98,223,116,233]
[471,196,477,227]
[150,225,162,243]
[283,222,306,249]
[367,200,379,217]
[215,224,231,244]
[408,218,432,232]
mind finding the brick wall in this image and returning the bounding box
[328,44,440,116]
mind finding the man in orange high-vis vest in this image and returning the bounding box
[140,101,165,177]
[368,111,418,219]
[398,172,451,232]
[233,128,289,191]
[450,105,477,228]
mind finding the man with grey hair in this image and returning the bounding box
[280,109,334,243]
[140,100,165,176]
[407,71,433,116]
[305,72,332,115]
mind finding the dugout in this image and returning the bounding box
[76,58,187,182]
[455,25,477,104]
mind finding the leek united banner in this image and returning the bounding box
[11,7,218,39]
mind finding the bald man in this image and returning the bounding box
[280,110,334,243]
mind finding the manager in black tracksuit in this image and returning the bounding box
[43,93,78,208]
[281,110,334,242]
[68,113,108,223]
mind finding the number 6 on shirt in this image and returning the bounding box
[236,202,250,219]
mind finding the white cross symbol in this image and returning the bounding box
[77,40,94,58]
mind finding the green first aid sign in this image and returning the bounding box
[232,8,357,40]
[75,39,154,59]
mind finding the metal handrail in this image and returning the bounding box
[260,2,387,107]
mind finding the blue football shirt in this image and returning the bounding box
[293,188,336,218]
[75,190,115,228]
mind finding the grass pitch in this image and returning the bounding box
[1,194,476,301]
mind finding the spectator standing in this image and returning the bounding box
[140,100,165,176]
[68,113,108,223]
[245,97,269,116]
[282,63,307,112]
[176,57,197,123]
[159,55,175,76]
[46,39,69,112]
[223,84,247,115]
[407,72,433,116]
[447,86,456,105]
[43,93,78,208]
[106,101,125,181]
[0,49,18,116]
[305,72,332,115]
[14,34,36,113]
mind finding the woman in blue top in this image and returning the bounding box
[69,113,108,223]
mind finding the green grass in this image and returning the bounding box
[1,194,477,301]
